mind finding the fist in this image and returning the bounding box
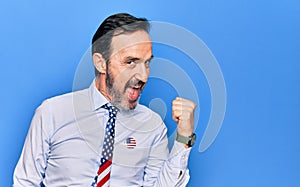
[172,97,197,137]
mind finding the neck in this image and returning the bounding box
[95,74,112,102]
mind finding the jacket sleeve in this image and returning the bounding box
[13,101,51,187]
[143,124,191,187]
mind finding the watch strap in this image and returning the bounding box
[176,132,196,147]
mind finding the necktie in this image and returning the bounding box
[92,103,118,187]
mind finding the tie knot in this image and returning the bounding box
[102,103,118,117]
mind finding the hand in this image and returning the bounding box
[172,97,197,137]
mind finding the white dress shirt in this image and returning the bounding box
[13,80,191,186]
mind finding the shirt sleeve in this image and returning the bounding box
[13,101,51,187]
[143,125,192,187]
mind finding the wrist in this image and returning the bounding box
[177,127,193,137]
[176,132,196,148]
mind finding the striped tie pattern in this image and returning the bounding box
[92,104,118,187]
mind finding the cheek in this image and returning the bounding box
[112,72,130,89]
[115,67,134,82]
[108,64,126,85]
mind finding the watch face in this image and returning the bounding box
[188,133,196,147]
[176,133,196,147]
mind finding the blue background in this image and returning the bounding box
[1,0,300,186]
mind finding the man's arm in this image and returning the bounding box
[143,97,197,187]
[13,102,50,186]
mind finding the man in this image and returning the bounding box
[14,13,197,187]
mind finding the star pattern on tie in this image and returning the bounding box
[101,104,117,162]
[92,103,118,187]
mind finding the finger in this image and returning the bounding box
[172,104,195,114]
[172,114,179,122]
[172,104,183,122]
[175,97,191,102]
[173,97,197,108]
[172,102,192,116]
[173,106,193,120]
[172,110,180,122]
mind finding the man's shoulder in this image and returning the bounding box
[47,88,89,104]
[36,88,90,114]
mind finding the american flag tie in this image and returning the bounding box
[92,103,118,187]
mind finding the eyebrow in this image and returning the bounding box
[123,55,154,62]
[148,55,154,61]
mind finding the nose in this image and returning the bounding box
[135,63,149,83]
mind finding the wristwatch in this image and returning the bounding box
[176,132,196,147]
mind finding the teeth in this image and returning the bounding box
[132,85,141,89]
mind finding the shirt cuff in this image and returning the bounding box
[169,141,192,170]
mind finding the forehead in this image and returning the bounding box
[110,30,152,59]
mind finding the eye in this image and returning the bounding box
[127,60,134,65]
[126,60,136,67]
[145,60,151,67]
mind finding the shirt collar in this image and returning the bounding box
[89,79,109,111]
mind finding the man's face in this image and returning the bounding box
[106,30,152,111]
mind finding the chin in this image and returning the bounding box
[124,101,138,111]
[113,100,138,112]
[128,103,138,110]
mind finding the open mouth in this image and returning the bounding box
[131,83,144,90]
[127,82,145,102]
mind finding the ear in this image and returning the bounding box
[93,53,106,74]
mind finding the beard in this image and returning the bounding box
[106,68,144,111]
